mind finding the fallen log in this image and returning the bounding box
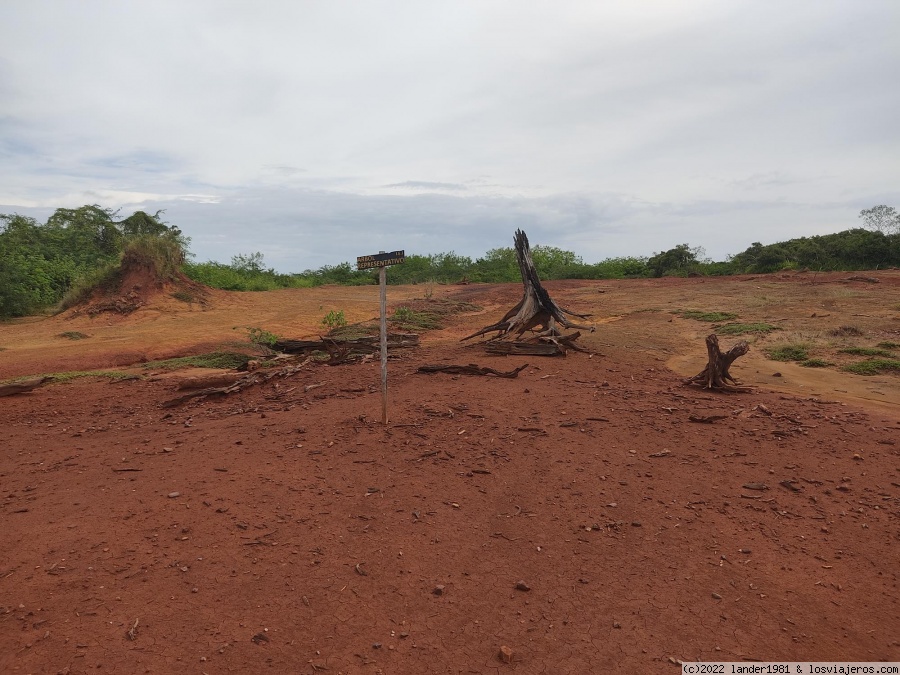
[162,359,311,407]
[163,374,258,407]
[273,333,419,355]
[417,363,529,378]
[484,332,588,356]
[485,342,563,356]
[686,334,750,391]
[0,376,52,397]
[176,373,246,390]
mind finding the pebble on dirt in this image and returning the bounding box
[498,645,514,663]
[514,581,531,592]
[432,584,445,596]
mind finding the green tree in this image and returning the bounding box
[231,252,268,274]
[472,247,519,282]
[45,205,122,264]
[647,244,700,277]
[859,205,900,235]
[531,245,582,279]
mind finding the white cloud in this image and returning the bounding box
[1,0,898,270]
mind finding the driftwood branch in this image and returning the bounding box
[0,376,52,397]
[274,333,418,355]
[273,333,419,366]
[417,363,529,378]
[162,358,311,407]
[175,373,246,390]
[486,332,589,356]
[686,334,750,391]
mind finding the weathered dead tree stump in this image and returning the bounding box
[462,229,593,343]
[687,334,750,391]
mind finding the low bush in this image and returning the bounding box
[142,352,252,371]
[800,358,831,368]
[676,310,739,322]
[838,347,895,358]
[321,310,347,329]
[717,323,779,335]
[843,359,900,375]
[766,344,809,361]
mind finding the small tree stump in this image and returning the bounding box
[687,334,750,391]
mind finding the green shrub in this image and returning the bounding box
[766,344,809,361]
[875,341,899,349]
[838,347,895,357]
[676,310,739,322]
[58,259,121,310]
[800,358,831,368]
[842,359,900,375]
[244,326,279,347]
[717,323,779,335]
[321,310,347,329]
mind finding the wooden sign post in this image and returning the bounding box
[356,250,405,425]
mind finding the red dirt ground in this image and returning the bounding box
[1,273,899,674]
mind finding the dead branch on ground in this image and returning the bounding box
[417,363,529,378]
[0,376,52,397]
[162,358,311,407]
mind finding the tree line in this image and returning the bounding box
[0,206,186,318]
[2,204,898,319]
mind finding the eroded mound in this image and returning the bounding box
[66,245,210,317]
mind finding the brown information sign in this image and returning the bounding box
[357,250,405,270]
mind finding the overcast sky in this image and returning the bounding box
[1,1,898,271]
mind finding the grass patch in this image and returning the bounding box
[324,299,480,338]
[838,347,895,358]
[51,370,138,383]
[765,344,809,361]
[58,260,121,310]
[717,322,779,335]
[142,351,252,371]
[675,309,739,322]
[828,325,864,337]
[800,358,832,368]
[390,306,441,330]
[876,341,899,349]
[326,322,379,340]
[58,331,88,340]
[0,370,138,386]
[842,359,900,376]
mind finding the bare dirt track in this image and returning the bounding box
[2,272,899,674]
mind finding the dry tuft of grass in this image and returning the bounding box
[828,325,864,337]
